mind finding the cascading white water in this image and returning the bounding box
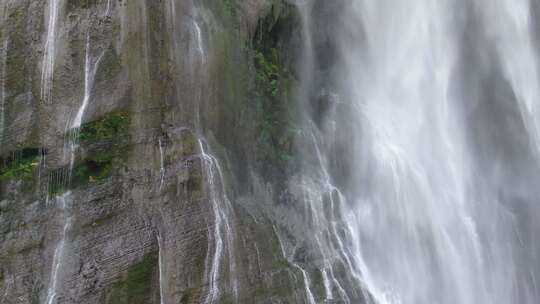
[478,0,540,160]
[163,2,237,301]
[272,224,318,304]
[312,1,540,304]
[291,262,317,304]
[198,139,238,304]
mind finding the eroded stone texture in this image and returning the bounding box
[0,0,357,303]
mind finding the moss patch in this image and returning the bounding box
[73,153,113,184]
[48,112,131,196]
[0,148,40,182]
[252,3,298,176]
[108,253,158,304]
[47,149,119,196]
[79,112,130,143]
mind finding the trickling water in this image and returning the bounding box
[41,0,62,104]
[45,192,71,304]
[65,33,104,177]
[45,29,103,304]
[0,39,6,145]
[272,224,320,304]
[292,261,317,304]
[292,1,540,304]
[157,234,165,304]
[321,266,333,301]
[105,0,112,16]
[158,137,165,190]
[198,139,237,304]
[72,34,104,130]
[192,19,206,64]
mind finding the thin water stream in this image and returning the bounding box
[42,7,104,303]
[0,39,6,146]
[45,193,72,304]
[41,0,62,104]
[198,139,238,304]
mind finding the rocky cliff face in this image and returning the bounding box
[0,0,363,303]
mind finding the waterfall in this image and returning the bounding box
[478,0,540,160]
[198,139,237,304]
[287,2,375,303]
[45,192,72,304]
[41,0,62,104]
[290,0,540,303]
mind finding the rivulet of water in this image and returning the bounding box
[45,192,72,304]
[41,0,63,104]
[198,139,238,304]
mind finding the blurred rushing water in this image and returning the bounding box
[297,0,540,303]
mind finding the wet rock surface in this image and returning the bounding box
[0,0,360,303]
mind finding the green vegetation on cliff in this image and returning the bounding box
[79,112,130,142]
[253,2,298,173]
[0,148,40,182]
[48,112,131,195]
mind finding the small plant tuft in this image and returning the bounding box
[79,112,130,143]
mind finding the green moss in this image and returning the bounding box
[79,112,130,143]
[48,113,130,196]
[252,10,297,172]
[47,149,119,196]
[223,0,236,17]
[72,154,113,185]
[252,2,298,164]
[108,254,158,304]
[0,148,40,182]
